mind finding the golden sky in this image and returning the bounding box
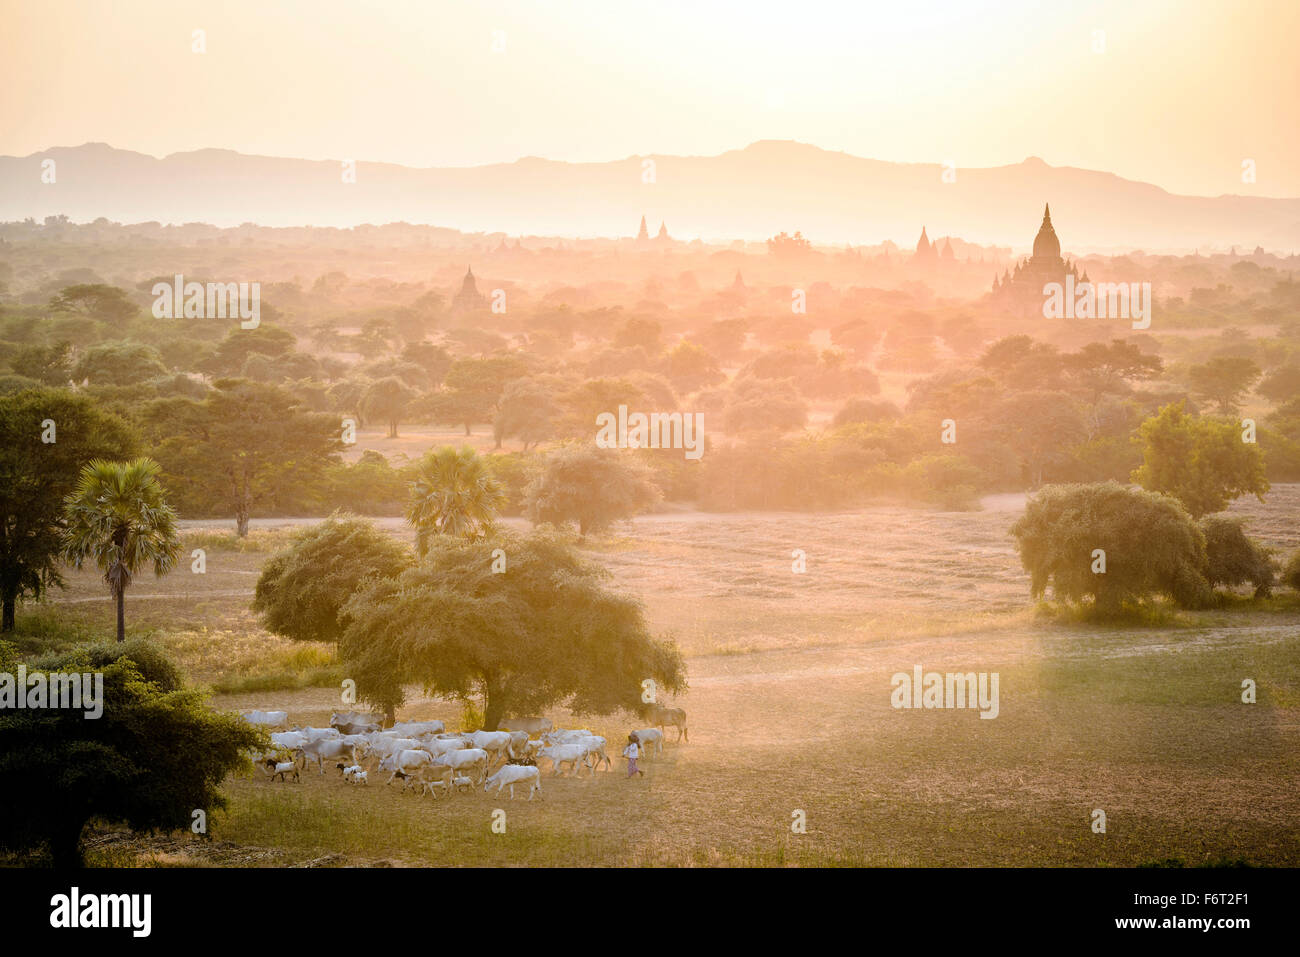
[2,0,1297,197]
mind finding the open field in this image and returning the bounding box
[17,487,1300,867]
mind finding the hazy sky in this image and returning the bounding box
[3,0,1297,197]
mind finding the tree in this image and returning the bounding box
[61,458,182,642]
[1064,339,1163,403]
[254,512,412,643]
[72,342,168,386]
[989,391,1086,488]
[722,377,808,434]
[979,335,1062,390]
[660,341,724,395]
[1010,482,1211,612]
[339,530,687,730]
[150,378,343,536]
[0,389,136,632]
[1132,402,1269,518]
[525,444,660,537]
[493,378,560,450]
[766,231,813,257]
[437,356,530,434]
[8,340,73,385]
[0,639,262,867]
[1200,516,1274,597]
[1188,356,1262,415]
[406,446,505,555]
[200,325,297,377]
[48,284,137,325]
[1257,364,1300,404]
[360,376,417,438]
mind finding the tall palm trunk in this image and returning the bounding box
[116,587,125,642]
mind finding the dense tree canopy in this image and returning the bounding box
[526,444,661,537]
[339,530,687,729]
[253,512,413,644]
[1132,401,1268,518]
[0,389,136,632]
[0,639,263,867]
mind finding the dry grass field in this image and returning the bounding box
[22,486,1300,867]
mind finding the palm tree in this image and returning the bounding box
[406,446,504,555]
[61,458,182,642]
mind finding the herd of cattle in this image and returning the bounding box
[241,705,689,801]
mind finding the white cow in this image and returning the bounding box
[631,728,664,756]
[299,737,356,774]
[538,744,589,777]
[242,710,289,729]
[463,730,513,765]
[434,747,490,784]
[381,749,435,785]
[390,720,446,736]
[484,764,542,800]
[498,716,553,735]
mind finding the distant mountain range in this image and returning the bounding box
[2,141,1297,253]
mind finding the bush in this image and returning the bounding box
[1011,482,1211,612]
[1282,551,1300,592]
[1201,517,1275,597]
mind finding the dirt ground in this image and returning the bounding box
[38,486,1300,867]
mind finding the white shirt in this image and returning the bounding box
[623,743,640,758]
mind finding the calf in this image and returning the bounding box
[263,758,300,783]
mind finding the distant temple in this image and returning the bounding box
[991,205,1087,311]
[915,226,936,265]
[636,215,649,242]
[657,221,670,242]
[451,265,486,314]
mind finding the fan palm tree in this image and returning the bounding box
[61,458,182,642]
[406,446,505,555]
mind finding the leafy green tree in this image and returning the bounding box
[72,342,168,386]
[0,639,262,867]
[8,341,73,386]
[1200,516,1274,597]
[722,376,808,434]
[400,341,453,388]
[48,284,138,325]
[254,513,412,655]
[406,446,505,555]
[493,378,560,450]
[360,376,417,438]
[149,379,343,536]
[1188,356,1262,415]
[200,326,297,377]
[339,530,686,729]
[1064,339,1163,403]
[525,444,660,537]
[1011,481,1211,612]
[661,341,724,395]
[436,356,530,434]
[0,389,136,632]
[990,391,1087,488]
[61,458,182,642]
[1132,402,1269,518]
[1257,364,1300,404]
